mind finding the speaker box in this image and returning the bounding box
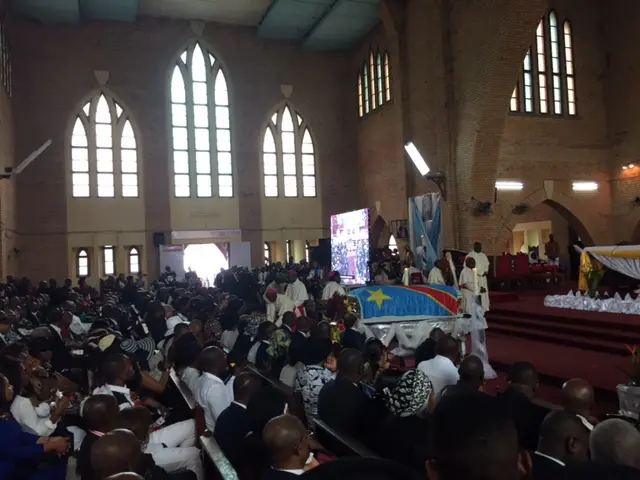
[310,238,330,267]
[152,232,167,247]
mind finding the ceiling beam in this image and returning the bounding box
[300,0,343,44]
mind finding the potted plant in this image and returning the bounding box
[617,345,640,419]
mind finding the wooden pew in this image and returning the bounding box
[313,418,379,459]
[168,370,239,479]
[246,364,307,427]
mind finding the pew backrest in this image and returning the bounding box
[169,368,196,411]
[313,418,379,459]
[200,435,239,480]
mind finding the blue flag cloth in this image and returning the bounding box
[349,284,460,324]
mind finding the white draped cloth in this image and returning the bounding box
[469,303,496,379]
[285,279,309,307]
[466,251,490,312]
[578,245,640,280]
[545,290,640,315]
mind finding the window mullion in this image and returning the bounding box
[276,117,283,198]
[295,124,302,197]
[209,66,217,198]
[185,55,196,198]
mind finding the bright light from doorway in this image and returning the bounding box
[495,181,524,191]
[572,181,598,192]
[183,243,229,287]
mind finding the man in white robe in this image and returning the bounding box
[427,260,446,285]
[265,289,296,326]
[459,257,480,316]
[285,270,309,315]
[466,242,490,312]
[322,271,346,301]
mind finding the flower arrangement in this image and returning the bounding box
[624,345,640,386]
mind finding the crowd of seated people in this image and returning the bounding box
[0,265,638,480]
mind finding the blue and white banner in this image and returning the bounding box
[408,193,443,271]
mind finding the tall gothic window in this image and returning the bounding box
[70,94,139,198]
[358,50,392,117]
[509,11,576,116]
[262,105,316,198]
[170,43,232,198]
[128,247,140,274]
[77,249,89,277]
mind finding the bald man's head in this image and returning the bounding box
[458,355,485,389]
[233,371,262,405]
[538,411,590,465]
[262,414,310,470]
[198,346,227,377]
[91,429,144,480]
[337,348,364,382]
[561,378,594,417]
[83,394,119,432]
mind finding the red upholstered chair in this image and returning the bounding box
[495,255,513,278]
[514,254,530,275]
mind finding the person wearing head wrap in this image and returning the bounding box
[375,369,434,470]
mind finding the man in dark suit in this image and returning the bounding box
[214,371,262,467]
[289,316,311,365]
[318,348,373,441]
[340,314,366,353]
[260,414,313,480]
[78,394,120,480]
[496,361,551,451]
[47,308,77,373]
[532,410,589,480]
[0,312,14,347]
[280,312,295,340]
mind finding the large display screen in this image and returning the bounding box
[331,209,370,285]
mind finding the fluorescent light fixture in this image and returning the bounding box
[404,142,430,176]
[495,181,523,191]
[572,181,598,192]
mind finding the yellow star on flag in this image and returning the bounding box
[366,289,392,309]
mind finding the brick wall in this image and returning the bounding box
[9,18,358,279]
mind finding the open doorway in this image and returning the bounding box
[183,243,229,287]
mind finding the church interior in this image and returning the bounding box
[0,0,637,283]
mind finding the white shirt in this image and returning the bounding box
[279,362,304,388]
[10,395,58,436]
[180,366,201,393]
[92,384,134,410]
[220,329,239,352]
[267,294,296,326]
[417,355,459,399]
[194,372,232,432]
[50,324,64,340]
[274,468,304,475]
[285,279,309,307]
[247,341,267,364]
[322,281,346,301]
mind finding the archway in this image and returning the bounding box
[183,243,229,287]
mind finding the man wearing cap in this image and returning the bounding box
[266,289,296,326]
[285,270,309,316]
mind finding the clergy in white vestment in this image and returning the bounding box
[466,242,490,312]
[265,289,296,326]
[427,260,447,285]
[458,257,480,316]
[285,270,309,315]
[322,271,346,301]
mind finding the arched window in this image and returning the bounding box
[77,249,89,277]
[103,246,115,276]
[363,62,370,114]
[170,43,232,198]
[262,105,316,198]
[510,12,576,117]
[563,20,576,115]
[536,20,548,114]
[376,51,384,107]
[389,235,397,252]
[71,94,139,198]
[369,51,376,110]
[357,73,363,117]
[305,241,310,263]
[264,242,272,265]
[128,247,140,274]
[384,52,391,102]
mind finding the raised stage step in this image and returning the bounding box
[487,331,626,403]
